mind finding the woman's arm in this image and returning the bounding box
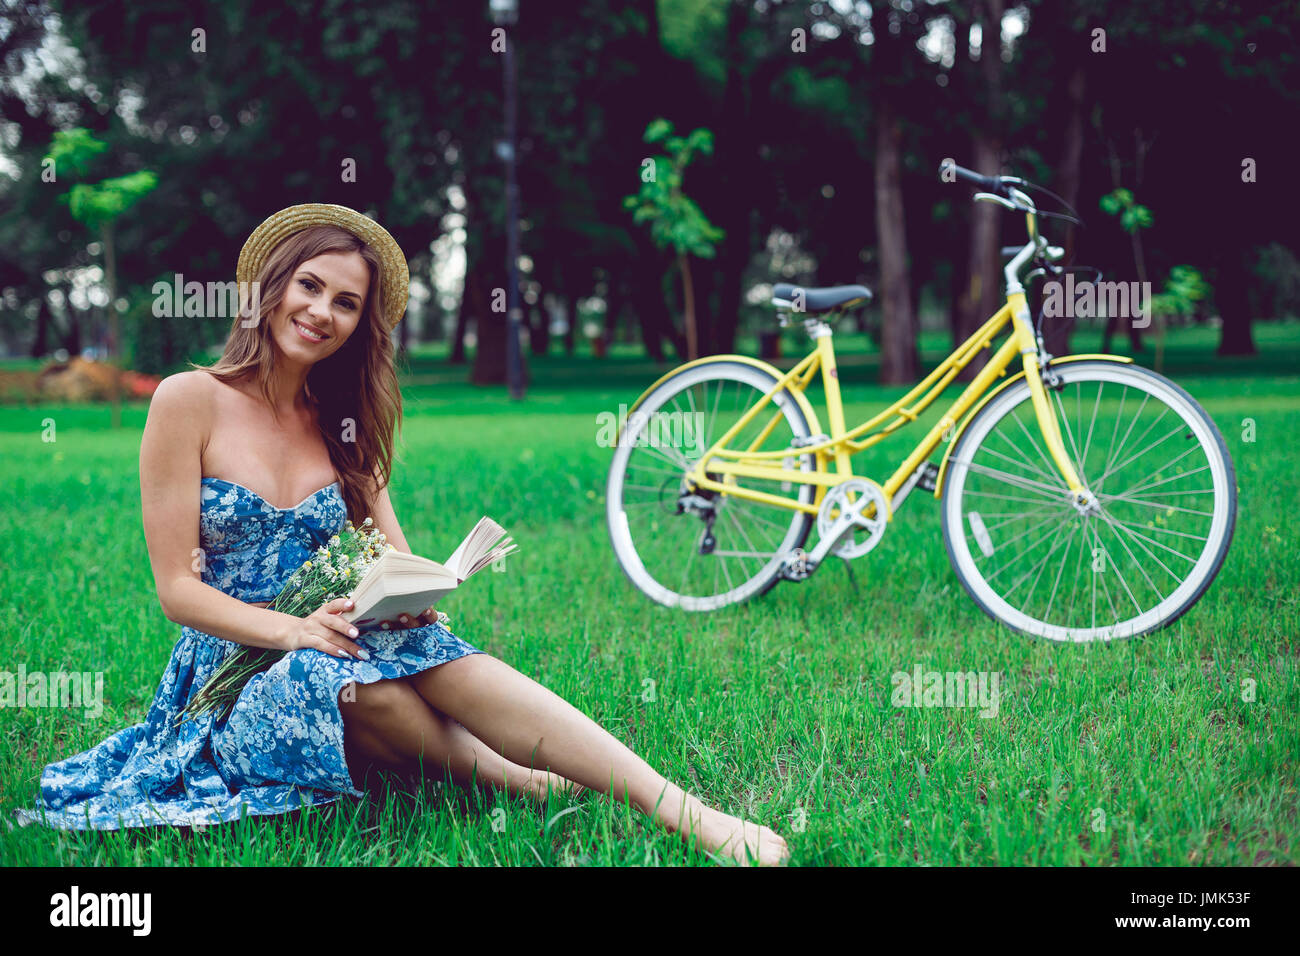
[139,372,297,649]
[360,465,443,627]
[361,464,411,555]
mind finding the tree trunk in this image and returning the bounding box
[955,0,1005,380]
[471,232,513,385]
[102,222,122,428]
[709,0,750,356]
[1216,248,1257,355]
[631,264,666,362]
[450,223,481,365]
[1043,62,1086,358]
[677,251,698,361]
[874,100,918,385]
[30,294,50,358]
[956,136,1003,377]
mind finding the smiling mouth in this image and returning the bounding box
[292,318,330,342]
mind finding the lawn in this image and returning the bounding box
[2,321,1297,865]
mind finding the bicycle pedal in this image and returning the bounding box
[780,548,814,581]
[917,462,939,493]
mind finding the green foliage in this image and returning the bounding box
[46,128,159,229]
[1251,243,1300,320]
[1151,265,1211,318]
[1100,188,1154,234]
[63,171,160,229]
[45,127,108,178]
[622,119,725,259]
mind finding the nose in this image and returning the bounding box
[306,299,331,325]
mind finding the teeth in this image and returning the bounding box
[294,319,326,341]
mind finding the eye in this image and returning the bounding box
[336,298,358,311]
[298,277,318,293]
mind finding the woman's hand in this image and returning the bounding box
[277,597,370,660]
[372,606,441,630]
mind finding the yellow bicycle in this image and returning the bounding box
[606,161,1237,642]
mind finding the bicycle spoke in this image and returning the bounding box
[983,512,1073,584]
[962,488,1071,506]
[1094,493,1214,518]
[1094,412,1176,489]
[944,362,1234,642]
[976,442,1063,487]
[1113,455,1208,500]
[1088,521,1124,622]
[1095,520,1145,616]
[1101,515,1208,544]
[1101,391,1150,488]
[1009,408,1069,488]
[1099,514,1198,566]
[1097,512,1185,586]
[1042,521,1083,623]
[981,506,1060,534]
[964,460,1075,500]
[1098,512,1167,606]
[1080,382,1103,467]
[1005,520,1078,605]
[1051,387,1088,485]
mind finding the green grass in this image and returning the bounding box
[2,323,1297,866]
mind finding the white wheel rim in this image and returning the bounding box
[945,364,1232,641]
[606,364,815,610]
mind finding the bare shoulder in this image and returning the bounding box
[153,369,216,407]
[144,370,215,459]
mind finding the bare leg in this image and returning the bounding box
[408,654,789,866]
[339,677,581,804]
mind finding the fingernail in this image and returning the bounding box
[356,649,370,661]
[349,627,358,637]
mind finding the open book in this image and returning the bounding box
[339,516,517,630]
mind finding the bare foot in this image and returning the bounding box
[666,794,790,866]
[693,806,790,866]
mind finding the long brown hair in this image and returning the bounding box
[190,224,403,525]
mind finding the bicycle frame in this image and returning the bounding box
[681,290,1092,519]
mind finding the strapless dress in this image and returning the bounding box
[11,476,483,830]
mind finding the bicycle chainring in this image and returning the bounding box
[815,478,889,559]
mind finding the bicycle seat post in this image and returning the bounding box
[803,316,833,339]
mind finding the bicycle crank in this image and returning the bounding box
[815,478,891,559]
[779,478,892,581]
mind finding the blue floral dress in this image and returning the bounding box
[11,476,484,831]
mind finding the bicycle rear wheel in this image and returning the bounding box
[606,360,819,610]
[942,361,1236,642]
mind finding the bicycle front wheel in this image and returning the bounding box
[606,360,819,610]
[942,360,1236,642]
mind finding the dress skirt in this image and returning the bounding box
[11,621,483,831]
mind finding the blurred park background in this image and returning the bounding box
[3,0,1300,866]
[0,0,1297,401]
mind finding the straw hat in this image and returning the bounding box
[236,203,409,330]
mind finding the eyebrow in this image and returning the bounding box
[299,270,363,302]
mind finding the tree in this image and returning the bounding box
[47,127,157,427]
[623,119,725,362]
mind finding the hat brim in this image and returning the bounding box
[236,203,409,331]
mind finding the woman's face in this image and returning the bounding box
[269,250,371,362]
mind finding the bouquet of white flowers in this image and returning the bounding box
[174,516,447,727]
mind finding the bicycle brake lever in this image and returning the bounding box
[974,192,1020,211]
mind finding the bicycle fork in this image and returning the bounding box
[1008,292,1098,514]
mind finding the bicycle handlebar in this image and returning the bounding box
[938,160,1013,195]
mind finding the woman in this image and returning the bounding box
[13,203,789,866]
